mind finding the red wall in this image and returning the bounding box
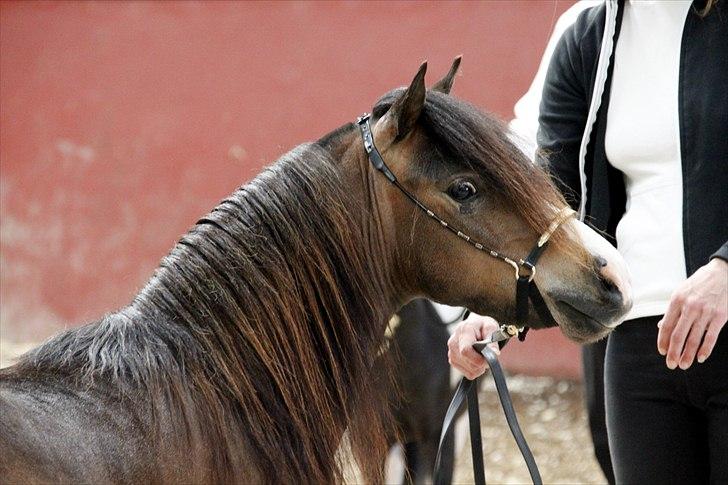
[0,1,580,377]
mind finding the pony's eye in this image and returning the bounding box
[447,180,477,202]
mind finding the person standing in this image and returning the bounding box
[449,0,728,482]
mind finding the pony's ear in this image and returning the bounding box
[374,61,427,147]
[431,56,462,94]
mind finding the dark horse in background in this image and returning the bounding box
[0,58,632,483]
[384,300,461,485]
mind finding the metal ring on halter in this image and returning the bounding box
[504,258,537,282]
[518,260,536,282]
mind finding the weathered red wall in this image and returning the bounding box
[0,1,581,377]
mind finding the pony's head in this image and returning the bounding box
[365,59,632,342]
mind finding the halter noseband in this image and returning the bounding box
[356,113,575,333]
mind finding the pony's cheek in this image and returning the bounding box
[458,203,476,215]
[457,195,489,216]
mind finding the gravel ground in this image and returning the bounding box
[0,340,35,369]
[452,374,606,485]
[1,341,605,484]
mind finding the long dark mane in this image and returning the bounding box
[13,142,394,483]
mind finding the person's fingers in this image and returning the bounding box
[696,316,726,364]
[466,321,484,341]
[458,336,487,367]
[459,317,483,340]
[678,312,710,369]
[447,350,472,376]
[447,333,483,376]
[657,295,682,355]
[458,316,497,364]
[447,314,502,379]
[666,302,699,369]
[447,334,465,370]
[475,315,500,335]
[469,362,488,380]
[447,348,486,379]
[471,316,501,353]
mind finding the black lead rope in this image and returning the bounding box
[433,337,543,485]
[432,253,549,485]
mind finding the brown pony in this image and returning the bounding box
[0,59,631,484]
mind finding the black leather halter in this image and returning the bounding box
[356,113,575,485]
[356,113,573,333]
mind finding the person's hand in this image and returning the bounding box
[447,313,501,380]
[657,258,728,369]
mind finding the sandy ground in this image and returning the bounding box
[1,341,606,484]
[0,340,36,369]
[450,374,606,484]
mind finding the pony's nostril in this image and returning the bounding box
[599,275,619,295]
[594,255,608,269]
[595,258,620,295]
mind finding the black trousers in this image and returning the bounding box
[605,316,728,484]
[582,339,614,484]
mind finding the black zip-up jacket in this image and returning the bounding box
[537,0,727,276]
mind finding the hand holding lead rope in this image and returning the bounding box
[436,321,542,485]
[447,314,502,380]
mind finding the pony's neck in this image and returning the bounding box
[132,138,399,482]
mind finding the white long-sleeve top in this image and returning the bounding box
[604,0,691,320]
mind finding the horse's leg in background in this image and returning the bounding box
[402,442,420,484]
